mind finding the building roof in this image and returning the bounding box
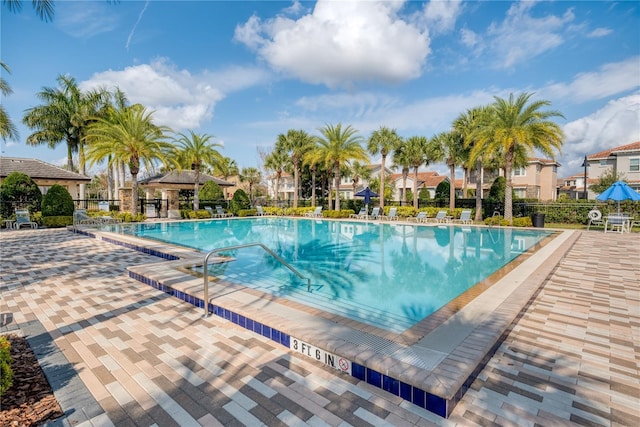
[0,157,91,182]
[389,171,448,187]
[138,171,235,187]
[528,157,561,166]
[587,141,640,160]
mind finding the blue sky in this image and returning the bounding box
[2,0,639,179]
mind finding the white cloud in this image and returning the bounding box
[420,0,463,34]
[560,93,640,175]
[234,0,431,88]
[80,59,270,130]
[486,2,575,69]
[587,27,612,38]
[542,56,640,103]
[56,2,118,38]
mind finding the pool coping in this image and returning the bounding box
[70,219,578,418]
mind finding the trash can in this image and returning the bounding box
[532,213,545,228]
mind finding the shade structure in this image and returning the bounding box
[355,187,379,205]
[596,180,640,213]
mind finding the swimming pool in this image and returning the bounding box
[108,218,553,332]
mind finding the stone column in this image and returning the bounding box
[161,189,168,218]
[166,189,180,219]
[119,188,133,214]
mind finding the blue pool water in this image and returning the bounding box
[109,218,553,332]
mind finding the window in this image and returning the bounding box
[630,158,639,172]
[600,160,607,166]
[512,167,526,176]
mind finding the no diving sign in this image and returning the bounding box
[290,338,352,375]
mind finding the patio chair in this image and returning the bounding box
[586,209,603,230]
[604,213,629,234]
[204,206,215,217]
[304,206,323,218]
[73,209,99,226]
[215,205,232,218]
[429,210,450,223]
[381,207,399,221]
[455,210,472,224]
[256,206,266,216]
[349,208,367,219]
[14,209,37,229]
[370,207,381,220]
[409,211,429,223]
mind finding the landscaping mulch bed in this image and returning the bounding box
[0,334,64,426]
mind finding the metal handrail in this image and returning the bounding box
[202,243,311,317]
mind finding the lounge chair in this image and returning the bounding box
[73,209,99,226]
[215,205,232,218]
[369,207,381,220]
[409,211,428,223]
[304,206,323,218]
[586,209,603,230]
[205,206,215,217]
[429,210,450,223]
[455,210,472,224]
[14,209,37,229]
[256,206,266,216]
[349,208,367,219]
[381,207,399,221]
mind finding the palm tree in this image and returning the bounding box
[173,131,223,211]
[454,106,491,221]
[314,123,368,211]
[392,140,411,204]
[264,148,290,202]
[431,131,467,211]
[0,62,18,142]
[349,160,371,195]
[367,126,402,210]
[470,92,564,221]
[403,136,429,209]
[214,156,239,199]
[240,167,262,203]
[275,129,314,208]
[302,145,322,207]
[3,0,54,21]
[23,74,108,173]
[84,104,174,216]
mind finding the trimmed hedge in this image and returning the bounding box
[42,215,73,228]
[0,335,12,396]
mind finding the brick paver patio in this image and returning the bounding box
[1,228,638,426]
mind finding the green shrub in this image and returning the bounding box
[42,215,73,228]
[237,209,257,217]
[229,190,251,215]
[0,172,42,218]
[0,336,12,397]
[41,184,74,217]
[200,181,224,200]
[263,207,283,216]
[512,217,533,227]
[323,209,352,218]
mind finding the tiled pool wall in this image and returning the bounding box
[72,226,495,418]
[128,269,454,418]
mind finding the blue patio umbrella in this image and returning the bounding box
[355,187,379,211]
[596,180,640,213]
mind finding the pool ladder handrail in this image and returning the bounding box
[202,242,311,317]
[490,210,501,227]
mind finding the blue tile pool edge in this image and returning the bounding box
[126,268,458,418]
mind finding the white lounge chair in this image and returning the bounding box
[455,210,472,224]
[256,206,266,216]
[205,206,215,217]
[215,205,232,218]
[349,208,367,219]
[429,210,450,223]
[304,206,323,218]
[14,209,37,229]
[409,211,428,223]
[381,207,399,221]
[369,207,381,220]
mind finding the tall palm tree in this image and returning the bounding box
[3,0,54,21]
[275,129,314,208]
[240,167,262,203]
[302,145,322,207]
[431,131,466,211]
[173,131,223,211]
[367,126,402,210]
[23,74,108,173]
[392,140,411,204]
[84,104,174,216]
[454,106,491,221]
[349,160,372,195]
[214,156,239,200]
[314,123,368,211]
[470,92,564,221]
[403,136,431,209]
[0,62,18,142]
[264,148,290,202]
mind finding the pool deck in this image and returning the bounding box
[1,225,639,426]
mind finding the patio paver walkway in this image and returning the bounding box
[1,228,638,426]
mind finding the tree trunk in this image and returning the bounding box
[504,151,514,222]
[449,161,456,211]
[475,160,482,221]
[293,161,299,208]
[193,167,200,211]
[380,155,386,210]
[402,169,408,203]
[413,167,419,209]
[334,165,341,211]
[311,167,317,207]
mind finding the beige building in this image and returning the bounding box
[584,141,640,197]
